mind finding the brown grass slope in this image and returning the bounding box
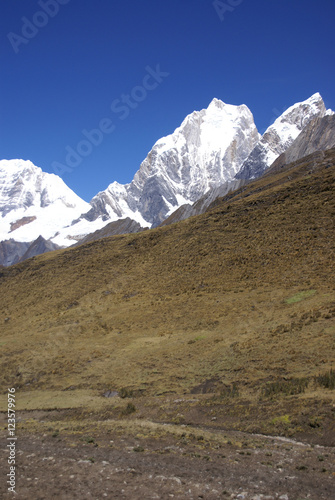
[0,149,334,441]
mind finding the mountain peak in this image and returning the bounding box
[304,92,334,115]
[206,98,250,119]
[207,97,226,109]
[0,159,90,245]
[1,93,334,257]
[235,92,331,181]
[306,91,323,103]
[275,93,327,127]
[88,98,259,228]
[0,158,41,174]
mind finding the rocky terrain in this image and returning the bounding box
[0,412,334,500]
[0,148,334,498]
[235,92,332,180]
[271,114,335,171]
[1,93,333,266]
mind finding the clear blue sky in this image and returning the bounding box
[1,0,334,201]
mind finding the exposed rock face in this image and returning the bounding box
[75,218,147,246]
[0,159,90,246]
[19,236,61,263]
[0,236,60,267]
[270,114,335,170]
[1,93,333,263]
[160,179,247,226]
[87,98,260,227]
[10,216,37,232]
[75,94,333,230]
[0,239,31,267]
[162,109,335,228]
[235,93,331,180]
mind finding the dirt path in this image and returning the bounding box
[1,424,334,500]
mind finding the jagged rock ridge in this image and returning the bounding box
[0,236,60,267]
[270,114,335,171]
[0,159,90,246]
[0,93,333,265]
[86,98,260,228]
[235,92,332,180]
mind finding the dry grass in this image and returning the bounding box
[0,149,334,441]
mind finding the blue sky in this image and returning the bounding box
[1,0,334,201]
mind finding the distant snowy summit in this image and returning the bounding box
[0,92,333,254]
[83,92,332,229]
[86,98,260,228]
[236,92,333,179]
[0,159,89,245]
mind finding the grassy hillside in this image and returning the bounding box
[0,149,334,443]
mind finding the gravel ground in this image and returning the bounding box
[1,425,334,500]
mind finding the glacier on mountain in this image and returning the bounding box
[0,93,333,252]
[81,98,260,229]
[235,92,330,180]
[0,159,90,245]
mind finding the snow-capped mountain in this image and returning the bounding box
[83,98,260,227]
[0,93,333,263]
[0,159,90,245]
[269,113,335,171]
[235,93,331,180]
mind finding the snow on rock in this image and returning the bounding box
[0,159,90,246]
[236,92,333,180]
[88,98,260,227]
[1,93,333,250]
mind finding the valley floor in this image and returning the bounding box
[1,409,334,500]
[1,153,335,499]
